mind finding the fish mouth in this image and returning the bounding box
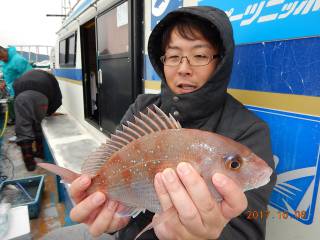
[176,82,198,94]
[245,167,273,191]
[255,176,271,189]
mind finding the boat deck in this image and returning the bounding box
[0,125,67,239]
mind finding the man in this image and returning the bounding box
[13,69,62,171]
[0,46,32,96]
[44,6,276,240]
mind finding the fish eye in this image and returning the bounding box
[224,155,242,170]
[230,159,241,169]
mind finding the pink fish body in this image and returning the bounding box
[39,105,272,215]
[88,129,272,214]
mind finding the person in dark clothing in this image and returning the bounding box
[13,69,62,171]
[43,6,276,240]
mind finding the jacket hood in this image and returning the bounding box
[7,46,17,61]
[148,6,234,126]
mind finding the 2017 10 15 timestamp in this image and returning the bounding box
[246,210,306,220]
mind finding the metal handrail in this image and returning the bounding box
[57,0,99,34]
[14,45,53,63]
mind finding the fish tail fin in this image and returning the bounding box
[37,162,80,184]
[134,207,176,240]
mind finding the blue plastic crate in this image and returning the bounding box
[0,175,45,219]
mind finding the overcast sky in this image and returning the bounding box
[0,0,63,49]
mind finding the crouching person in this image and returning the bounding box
[13,69,62,171]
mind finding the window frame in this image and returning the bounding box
[59,32,77,67]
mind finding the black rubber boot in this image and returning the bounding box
[18,140,37,171]
[34,137,44,159]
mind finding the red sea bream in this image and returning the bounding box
[39,105,273,237]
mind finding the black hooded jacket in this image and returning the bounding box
[13,69,62,115]
[117,6,276,240]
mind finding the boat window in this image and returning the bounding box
[66,34,76,65]
[97,2,128,55]
[59,40,66,65]
[59,32,77,67]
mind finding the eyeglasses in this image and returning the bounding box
[160,54,221,67]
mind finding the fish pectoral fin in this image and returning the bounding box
[37,163,80,184]
[134,207,176,240]
[115,206,144,218]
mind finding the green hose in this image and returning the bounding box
[0,110,9,138]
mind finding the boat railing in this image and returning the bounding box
[15,45,53,68]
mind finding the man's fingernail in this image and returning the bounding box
[177,162,191,175]
[80,176,89,185]
[213,173,227,187]
[107,200,117,210]
[162,168,176,183]
[92,193,105,205]
[154,173,162,185]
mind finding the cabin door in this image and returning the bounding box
[81,19,99,126]
[96,0,143,134]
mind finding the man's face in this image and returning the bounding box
[0,50,8,62]
[163,28,219,95]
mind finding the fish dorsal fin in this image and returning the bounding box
[81,143,113,177]
[130,104,181,134]
[81,104,181,176]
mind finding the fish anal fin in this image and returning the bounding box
[134,207,176,240]
[134,221,154,240]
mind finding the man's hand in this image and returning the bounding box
[0,81,5,91]
[154,162,248,240]
[69,175,130,237]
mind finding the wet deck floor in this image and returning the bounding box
[0,125,67,239]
